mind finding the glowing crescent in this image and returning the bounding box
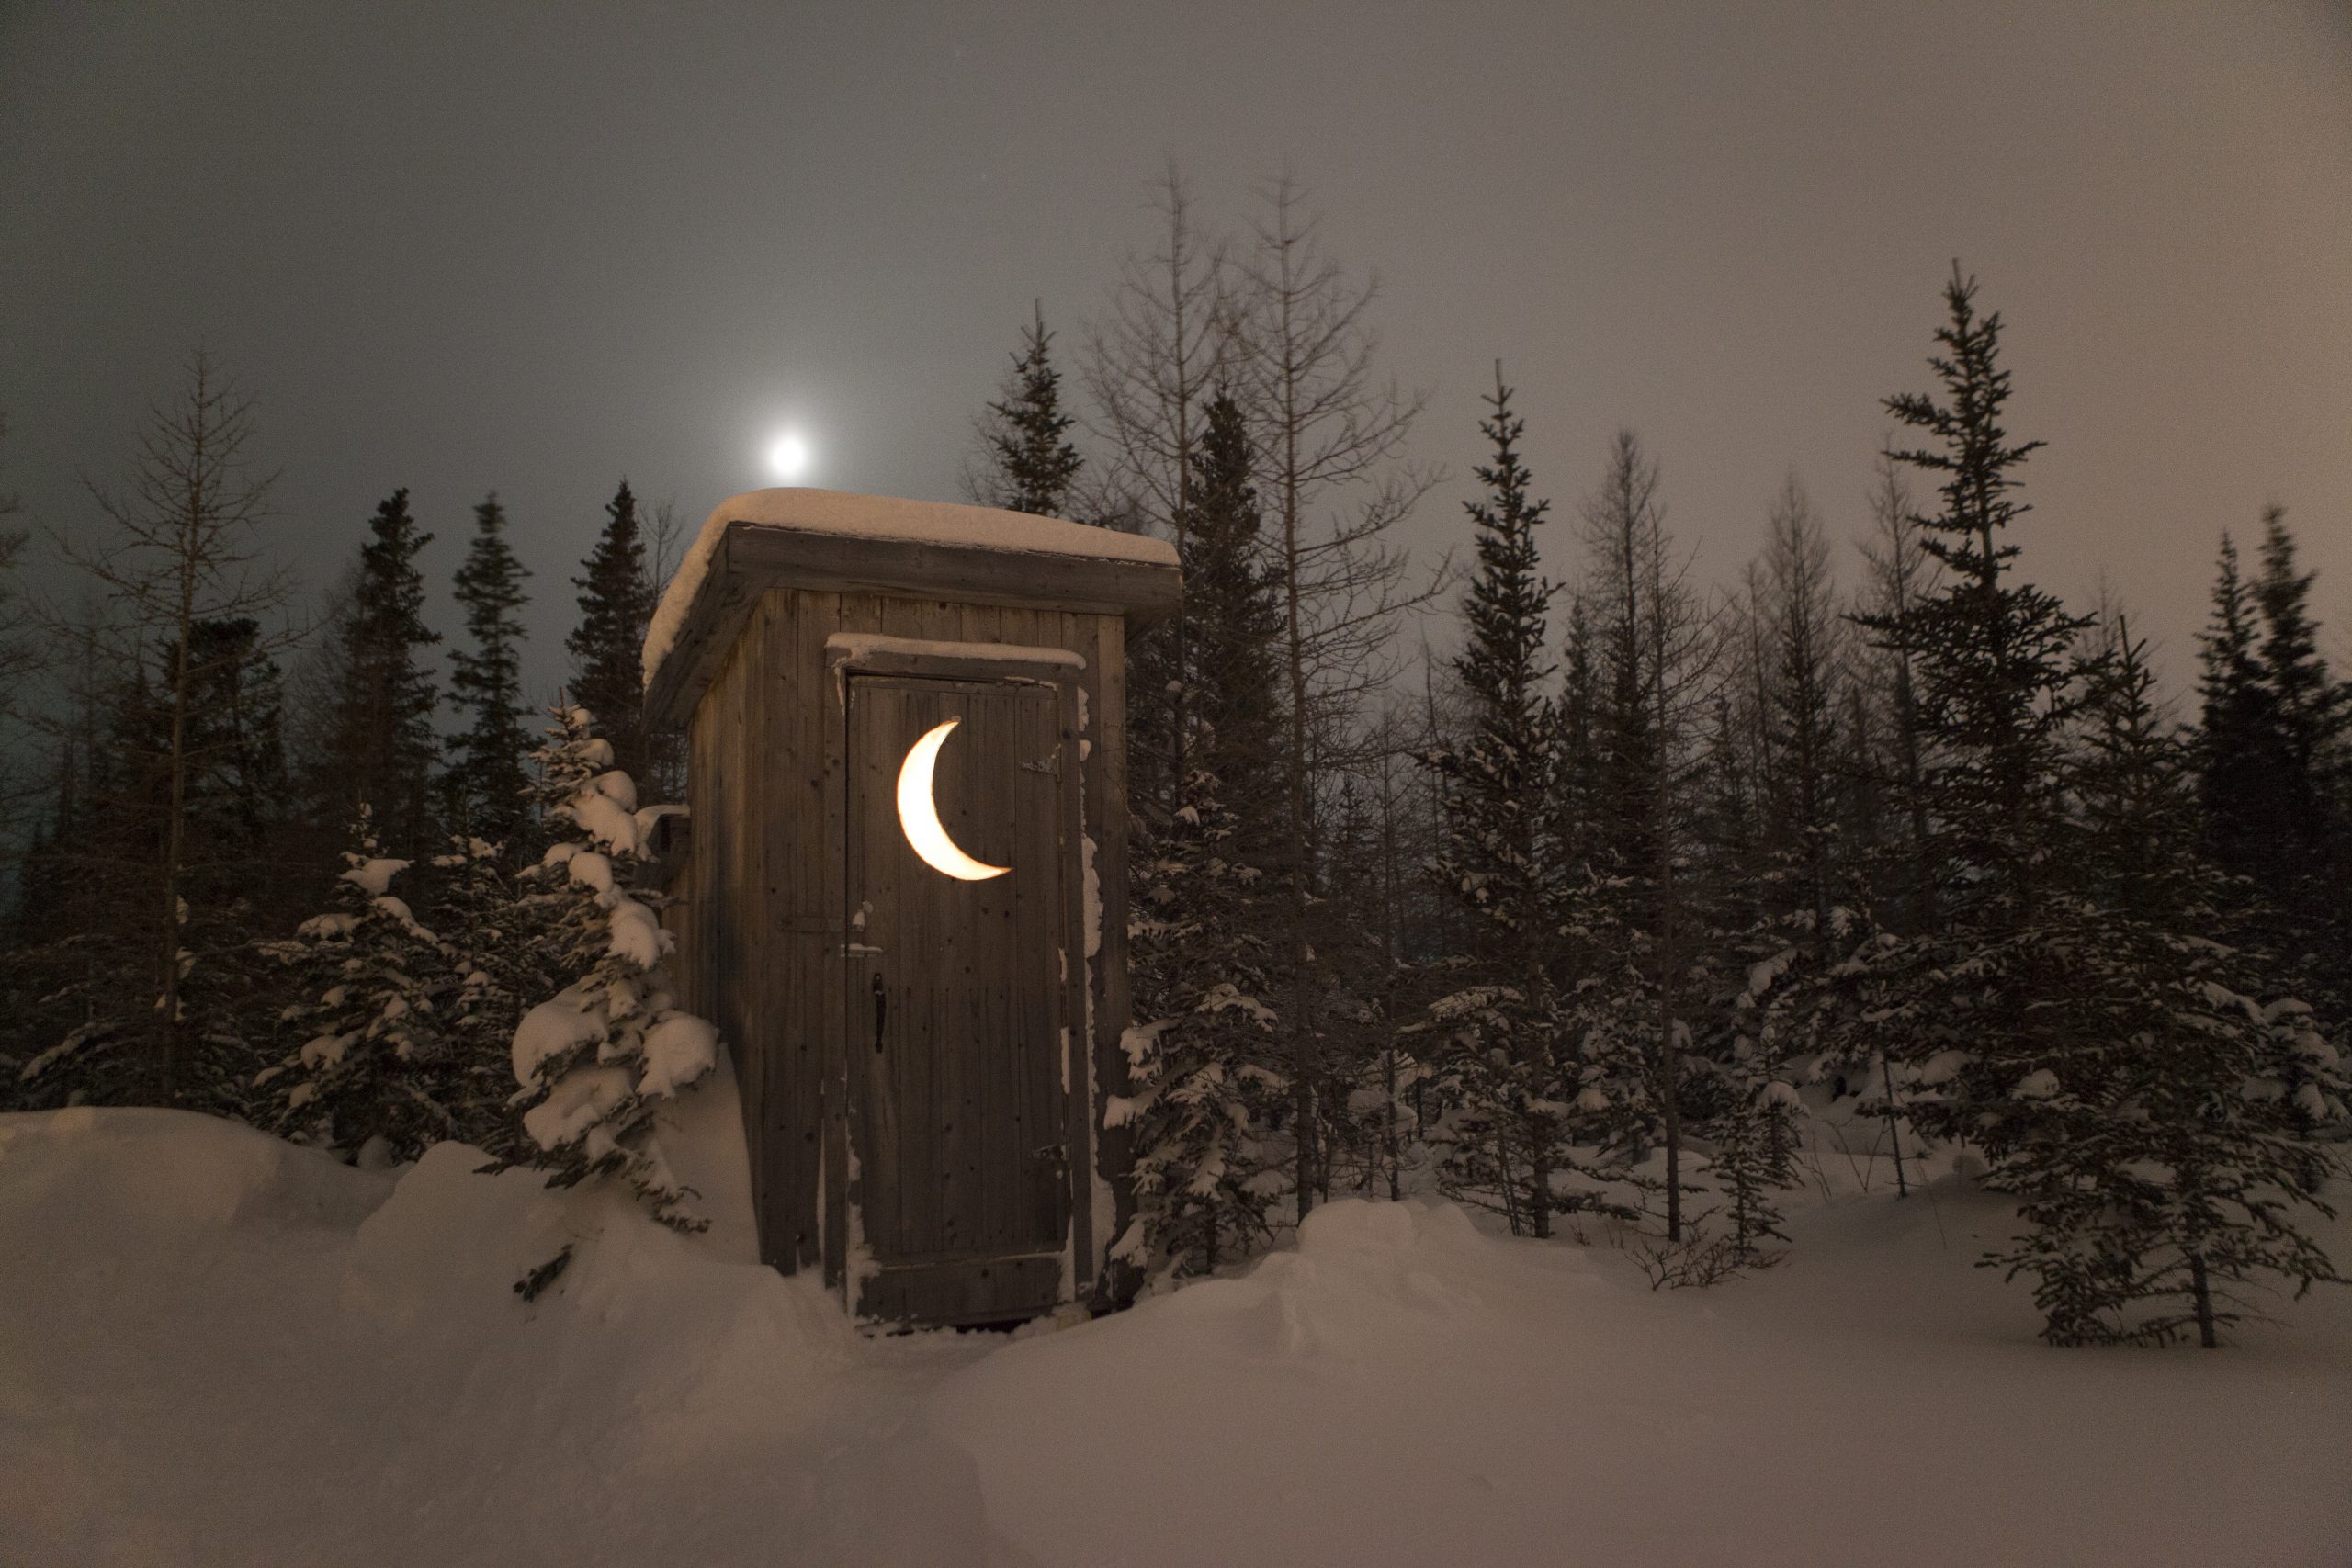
[897,719,1010,881]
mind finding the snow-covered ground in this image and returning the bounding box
[6,1080,2347,1567]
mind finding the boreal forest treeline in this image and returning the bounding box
[1,170,2344,1345]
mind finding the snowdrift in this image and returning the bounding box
[4,1103,2347,1567]
[0,1100,999,1567]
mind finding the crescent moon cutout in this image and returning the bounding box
[897,718,1011,881]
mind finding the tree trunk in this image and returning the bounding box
[157,461,205,1102]
[1881,1047,1908,1199]
[1528,1113,1553,1239]
[1652,599,1682,1244]
[1383,1045,1401,1202]
[2190,1250,2215,1348]
[1283,436,1318,1223]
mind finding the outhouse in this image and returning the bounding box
[642,489,1181,1327]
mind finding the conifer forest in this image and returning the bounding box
[4,8,2348,1564]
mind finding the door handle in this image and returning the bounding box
[870,973,888,1055]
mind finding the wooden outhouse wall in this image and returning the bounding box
[673,585,1133,1296]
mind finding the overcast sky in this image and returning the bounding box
[5,1,2347,704]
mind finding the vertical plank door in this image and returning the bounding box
[843,674,1069,1325]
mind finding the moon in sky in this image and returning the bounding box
[765,431,811,481]
[897,719,1010,882]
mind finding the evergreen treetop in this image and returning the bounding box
[2251,507,2346,823]
[2074,613,2198,911]
[1443,367,1557,944]
[2196,507,2347,956]
[1177,390,1284,823]
[975,301,1084,519]
[2196,530,2274,874]
[1860,265,2088,925]
[964,303,1081,524]
[1457,366,1554,751]
[448,492,533,848]
[323,489,441,851]
[567,480,654,782]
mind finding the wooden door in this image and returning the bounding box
[843,673,1071,1325]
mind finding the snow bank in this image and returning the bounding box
[0,1106,1002,1567]
[6,1106,2347,1568]
[643,487,1178,690]
[930,1192,2352,1568]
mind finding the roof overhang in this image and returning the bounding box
[641,490,1182,731]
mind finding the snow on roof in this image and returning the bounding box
[643,489,1177,691]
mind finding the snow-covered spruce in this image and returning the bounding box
[1696,948,1805,1260]
[506,705,715,1232]
[1974,898,2348,1345]
[259,805,458,1163]
[1778,615,2351,1344]
[1114,768,1287,1280]
[426,830,541,1156]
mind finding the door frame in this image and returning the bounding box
[826,635,1093,1324]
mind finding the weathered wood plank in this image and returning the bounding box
[749,594,797,1272]
[649,525,1180,728]
[757,591,804,1268]
[856,1253,1062,1328]
[825,592,875,1292]
[808,594,855,1297]
[1090,611,1135,1297]
[782,592,821,1274]
[1022,682,1068,1250]
[1068,611,1101,1288]
[853,677,901,1260]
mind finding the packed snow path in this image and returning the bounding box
[5,1106,2346,1567]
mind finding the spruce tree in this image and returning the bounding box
[1179,392,1284,838]
[322,490,442,852]
[2249,507,2346,894]
[1985,617,2347,1345]
[1791,268,2098,1280]
[1121,389,1290,1275]
[1427,367,1576,1237]
[1761,476,1843,926]
[447,492,533,848]
[508,705,715,1233]
[1708,991,1800,1263]
[13,613,295,1115]
[430,830,542,1154]
[566,480,655,783]
[2195,529,2270,882]
[1117,769,1285,1279]
[1858,265,2088,931]
[260,806,458,1161]
[968,301,1084,518]
[1838,266,2089,1136]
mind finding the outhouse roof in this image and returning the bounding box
[642,488,1181,728]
